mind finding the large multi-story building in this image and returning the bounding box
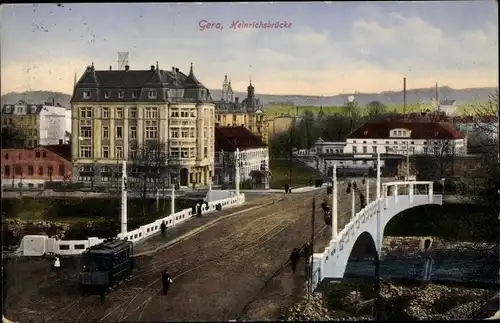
[214,76,268,144]
[70,62,215,188]
[1,100,71,147]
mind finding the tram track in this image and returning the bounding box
[98,194,321,322]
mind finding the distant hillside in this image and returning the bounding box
[1,91,71,107]
[1,86,496,108]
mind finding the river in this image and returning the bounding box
[345,259,498,284]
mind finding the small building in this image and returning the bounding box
[344,120,467,156]
[214,126,270,189]
[437,99,458,116]
[1,144,72,188]
[1,100,71,147]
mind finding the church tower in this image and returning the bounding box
[222,75,229,101]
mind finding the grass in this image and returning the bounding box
[263,102,484,118]
[269,159,322,189]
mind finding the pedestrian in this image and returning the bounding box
[99,286,106,305]
[284,184,290,194]
[162,270,173,295]
[303,243,311,264]
[289,248,300,274]
[53,256,61,270]
[160,221,167,237]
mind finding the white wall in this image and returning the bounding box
[344,138,467,156]
[215,147,269,182]
[39,105,71,145]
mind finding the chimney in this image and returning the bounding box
[176,68,179,73]
[125,65,130,71]
[109,65,112,71]
[151,65,155,71]
[235,97,239,104]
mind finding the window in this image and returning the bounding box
[38,166,44,176]
[148,91,157,99]
[116,146,124,159]
[4,153,8,159]
[129,126,137,139]
[79,146,92,158]
[80,107,92,118]
[171,128,179,138]
[102,126,109,139]
[129,148,137,159]
[48,166,54,175]
[132,91,137,99]
[146,126,158,139]
[118,91,124,99]
[4,165,10,176]
[102,108,109,119]
[42,151,46,158]
[104,91,110,99]
[181,129,189,138]
[372,146,377,153]
[181,111,190,118]
[145,107,158,119]
[171,110,179,117]
[181,148,189,158]
[116,126,123,139]
[28,165,34,175]
[352,146,357,153]
[130,108,137,118]
[362,146,367,153]
[80,126,92,138]
[204,147,208,158]
[83,91,91,99]
[170,148,180,158]
[423,147,428,154]
[116,108,123,119]
[102,146,109,159]
[58,164,65,176]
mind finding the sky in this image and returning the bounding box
[1,2,498,96]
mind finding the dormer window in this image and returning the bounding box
[132,91,137,99]
[104,91,110,99]
[5,105,11,113]
[83,91,91,99]
[148,91,157,99]
[118,91,124,99]
[31,106,37,113]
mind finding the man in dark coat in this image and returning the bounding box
[289,248,300,274]
[162,270,173,295]
[160,221,167,237]
[284,184,290,194]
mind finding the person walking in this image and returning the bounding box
[160,221,167,237]
[289,248,300,274]
[162,270,173,296]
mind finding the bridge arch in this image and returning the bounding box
[310,180,443,289]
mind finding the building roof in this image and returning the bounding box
[347,121,465,140]
[43,144,71,160]
[439,99,456,106]
[215,126,266,151]
[71,63,213,103]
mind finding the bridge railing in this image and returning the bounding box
[310,181,443,291]
[16,193,246,257]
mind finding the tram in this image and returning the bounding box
[79,239,134,294]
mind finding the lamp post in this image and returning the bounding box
[440,178,445,199]
[374,151,382,321]
[120,161,128,235]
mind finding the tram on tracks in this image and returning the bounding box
[79,239,134,294]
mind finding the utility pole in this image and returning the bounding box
[309,197,316,297]
[289,118,295,188]
[403,77,407,117]
[406,141,410,181]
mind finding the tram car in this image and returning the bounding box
[79,238,134,294]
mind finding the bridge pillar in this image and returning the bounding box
[409,183,414,203]
[394,184,399,203]
[428,183,433,203]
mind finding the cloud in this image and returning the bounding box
[1,5,498,96]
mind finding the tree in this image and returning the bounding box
[342,100,361,133]
[318,115,355,142]
[366,101,388,118]
[129,140,176,217]
[1,126,25,148]
[412,139,459,181]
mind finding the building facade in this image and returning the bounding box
[70,62,215,188]
[344,121,467,156]
[214,76,268,144]
[214,126,270,189]
[1,100,70,147]
[1,145,72,188]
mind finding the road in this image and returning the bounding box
[4,180,382,322]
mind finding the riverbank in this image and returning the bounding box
[283,281,495,321]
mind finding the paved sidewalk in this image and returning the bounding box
[134,194,283,256]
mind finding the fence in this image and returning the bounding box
[16,193,245,257]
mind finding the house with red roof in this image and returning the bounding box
[214,126,270,189]
[344,120,467,156]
